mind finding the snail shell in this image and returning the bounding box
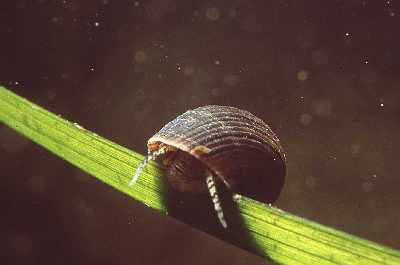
[146,105,286,203]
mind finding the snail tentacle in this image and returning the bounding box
[206,170,228,228]
[129,153,153,187]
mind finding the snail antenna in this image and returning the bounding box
[206,171,228,228]
[129,153,152,187]
[130,145,171,187]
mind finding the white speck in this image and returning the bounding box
[215,60,221,65]
[94,21,100,27]
[14,81,20,85]
[363,60,369,64]
[134,1,140,7]
[345,32,351,37]
[73,122,84,130]
[177,65,181,71]
[379,99,385,108]
[89,66,95,72]
[232,194,242,202]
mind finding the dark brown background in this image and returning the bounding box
[1,0,400,264]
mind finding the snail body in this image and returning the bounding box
[130,105,286,228]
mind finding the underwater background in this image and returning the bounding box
[1,1,400,264]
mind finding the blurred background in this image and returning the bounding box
[1,0,400,264]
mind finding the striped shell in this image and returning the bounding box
[148,105,286,203]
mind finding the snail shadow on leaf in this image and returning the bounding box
[159,174,274,262]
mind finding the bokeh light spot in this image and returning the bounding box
[297,70,309,81]
[362,181,374,192]
[311,48,329,65]
[134,50,147,63]
[313,99,332,117]
[206,7,220,21]
[8,234,33,257]
[305,175,317,188]
[299,113,313,126]
[223,74,238,86]
[183,65,195,76]
[350,143,361,154]
[228,9,237,18]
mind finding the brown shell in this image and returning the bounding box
[148,105,286,203]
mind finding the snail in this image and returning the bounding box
[130,105,286,228]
